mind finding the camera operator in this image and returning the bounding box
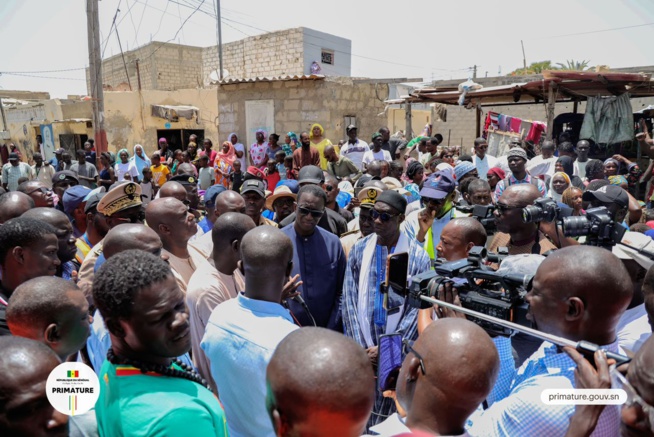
[436,246,633,437]
[417,218,487,334]
[582,184,642,226]
[489,184,558,256]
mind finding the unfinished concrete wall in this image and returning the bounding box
[217,77,388,145]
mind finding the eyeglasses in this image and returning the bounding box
[324,185,335,192]
[421,197,445,207]
[298,206,324,219]
[371,209,400,222]
[611,367,654,426]
[495,202,525,215]
[27,187,52,195]
[402,339,426,375]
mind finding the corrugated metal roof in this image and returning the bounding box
[217,74,325,85]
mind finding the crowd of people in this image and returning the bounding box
[3,122,654,437]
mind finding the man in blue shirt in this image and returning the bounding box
[202,226,298,437]
[281,184,346,330]
[494,147,547,200]
[439,246,633,437]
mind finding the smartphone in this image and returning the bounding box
[378,333,403,392]
[386,252,409,292]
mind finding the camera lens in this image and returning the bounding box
[522,205,541,223]
[561,216,590,237]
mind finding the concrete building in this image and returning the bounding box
[94,27,351,92]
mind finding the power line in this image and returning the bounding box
[0,67,86,74]
[132,0,149,47]
[0,72,86,81]
[529,22,654,41]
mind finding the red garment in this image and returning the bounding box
[526,122,546,143]
[292,146,320,170]
[509,117,522,133]
[265,170,280,191]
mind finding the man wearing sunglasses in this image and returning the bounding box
[343,190,431,426]
[402,171,461,261]
[76,181,144,302]
[281,185,346,330]
[340,183,384,258]
[472,137,499,180]
[16,180,55,208]
[489,184,557,256]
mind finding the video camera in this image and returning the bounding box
[521,198,624,249]
[457,204,497,234]
[389,247,532,337]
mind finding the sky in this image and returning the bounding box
[1,0,653,98]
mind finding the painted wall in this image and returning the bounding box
[301,28,351,77]
[103,88,219,155]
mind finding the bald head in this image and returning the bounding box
[159,181,187,202]
[240,227,293,301]
[397,319,499,435]
[21,206,68,225]
[267,327,375,436]
[528,246,632,344]
[438,218,487,261]
[367,160,382,178]
[215,190,246,216]
[0,192,34,224]
[176,163,196,176]
[212,212,256,251]
[505,183,540,204]
[103,224,162,259]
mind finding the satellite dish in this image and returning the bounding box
[209,69,230,82]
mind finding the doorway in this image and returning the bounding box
[156,129,205,152]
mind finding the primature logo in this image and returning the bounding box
[47,363,99,416]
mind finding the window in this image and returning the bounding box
[321,49,334,65]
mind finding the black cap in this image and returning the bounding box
[170,174,197,185]
[376,190,408,214]
[582,185,629,209]
[298,165,324,184]
[52,170,79,185]
[240,179,266,197]
[84,192,106,213]
[8,153,19,161]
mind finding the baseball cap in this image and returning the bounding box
[84,191,106,213]
[8,153,18,161]
[204,185,227,207]
[582,185,629,209]
[298,165,324,185]
[240,179,266,197]
[277,179,299,194]
[346,124,357,132]
[52,170,79,185]
[54,148,65,155]
[419,171,456,199]
[62,185,92,215]
[613,231,654,270]
[170,174,197,186]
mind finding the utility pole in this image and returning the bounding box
[521,40,527,70]
[214,0,224,80]
[472,65,477,79]
[86,0,107,155]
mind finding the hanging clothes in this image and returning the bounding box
[579,93,634,144]
[509,117,522,133]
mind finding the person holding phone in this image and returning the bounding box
[342,190,431,427]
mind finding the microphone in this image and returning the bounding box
[288,293,317,327]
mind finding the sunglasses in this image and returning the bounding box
[371,209,401,222]
[27,187,52,195]
[298,206,324,219]
[421,197,445,207]
[495,202,525,215]
[402,339,426,375]
[114,210,146,224]
[611,367,654,426]
[324,185,335,192]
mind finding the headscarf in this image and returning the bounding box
[309,123,324,139]
[406,160,424,179]
[287,132,298,144]
[227,132,240,144]
[130,144,150,177]
[254,129,267,144]
[556,156,575,179]
[604,158,621,174]
[117,148,129,162]
[216,141,237,167]
[548,171,571,202]
[487,167,506,180]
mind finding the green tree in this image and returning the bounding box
[555,60,591,71]
[510,60,557,76]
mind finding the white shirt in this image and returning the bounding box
[114,161,139,181]
[472,154,499,180]
[362,149,392,165]
[617,303,651,353]
[340,139,370,169]
[574,160,588,179]
[527,155,557,178]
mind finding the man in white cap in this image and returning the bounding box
[494,147,546,200]
[76,181,144,301]
[340,124,370,170]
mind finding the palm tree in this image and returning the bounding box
[510,60,557,76]
[555,60,591,71]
